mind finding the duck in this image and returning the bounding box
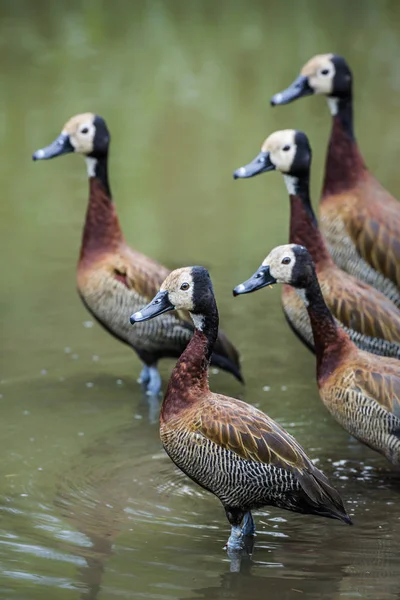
[270,54,400,306]
[233,129,400,359]
[130,266,351,550]
[32,113,242,395]
[234,244,400,466]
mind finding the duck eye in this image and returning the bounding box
[282,145,291,152]
[180,282,190,291]
[80,127,89,134]
[282,257,291,265]
[320,69,330,76]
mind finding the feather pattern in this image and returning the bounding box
[157,270,350,526]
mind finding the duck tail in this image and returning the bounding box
[211,329,244,384]
[210,351,244,384]
[297,467,352,525]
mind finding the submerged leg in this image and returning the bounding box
[241,511,256,536]
[146,366,162,396]
[224,507,245,551]
[137,364,150,385]
[226,525,244,551]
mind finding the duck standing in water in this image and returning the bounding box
[234,244,400,466]
[32,113,242,395]
[271,54,400,306]
[130,266,351,550]
[233,128,400,359]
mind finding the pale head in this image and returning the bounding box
[262,244,315,289]
[300,54,336,95]
[270,54,352,113]
[61,113,98,154]
[160,267,197,312]
[32,113,110,163]
[234,129,311,188]
[130,266,216,330]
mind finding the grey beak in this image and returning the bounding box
[233,151,275,179]
[233,265,277,296]
[130,290,174,324]
[270,75,313,106]
[32,133,74,161]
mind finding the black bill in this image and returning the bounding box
[130,290,174,324]
[32,133,74,161]
[233,151,274,179]
[270,75,313,106]
[233,265,277,296]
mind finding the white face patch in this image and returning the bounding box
[85,157,97,178]
[327,97,339,116]
[262,244,298,283]
[191,314,205,331]
[262,130,297,174]
[295,288,309,307]
[283,174,298,195]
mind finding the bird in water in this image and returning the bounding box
[234,244,400,466]
[32,113,242,395]
[270,54,400,306]
[233,128,400,359]
[130,266,351,550]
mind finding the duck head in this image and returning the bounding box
[32,113,110,162]
[233,129,311,192]
[233,244,315,296]
[270,54,352,110]
[130,266,215,330]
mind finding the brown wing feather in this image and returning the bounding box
[320,270,400,342]
[353,356,400,417]
[345,185,400,288]
[198,394,310,471]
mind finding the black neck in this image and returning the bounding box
[288,174,317,225]
[89,154,111,198]
[333,95,355,141]
[199,306,219,362]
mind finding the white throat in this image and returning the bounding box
[295,287,309,307]
[283,175,298,195]
[85,156,97,178]
[191,314,205,331]
[326,97,339,116]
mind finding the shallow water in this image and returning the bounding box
[2,1,400,598]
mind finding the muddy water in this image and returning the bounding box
[1,1,400,598]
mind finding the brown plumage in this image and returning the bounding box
[233,129,400,358]
[32,113,242,395]
[235,244,400,466]
[130,266,351,551]
[271,54,400,306]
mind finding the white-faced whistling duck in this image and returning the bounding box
[234,244,400,466]
[271,54,400,307]
[233,129,400,359]
[130,266,351,550]
[32,113,242,395]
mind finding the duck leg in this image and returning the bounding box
[137,363,162,395]
[137,365,150,385]
[241,511,256,536]
[224,507,245,551]
[145,365,162,396]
